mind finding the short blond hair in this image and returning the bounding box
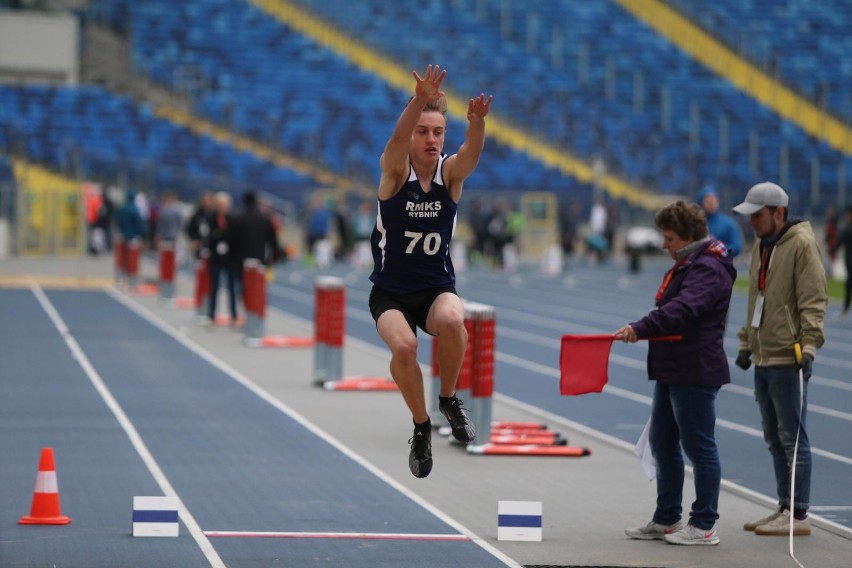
[408,95,447,116]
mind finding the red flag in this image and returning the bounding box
[560,334,614,395]
[559,334,683,395]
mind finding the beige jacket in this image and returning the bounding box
[738,221,827,366]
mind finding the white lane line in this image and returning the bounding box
[110,288,523,568]
[498,325,852,423]
[31,284,226,568]
[495,349,852,467]
[204,531,470,541]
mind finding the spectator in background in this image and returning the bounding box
[185,191,212,260]
[486,198,511,268]
[115,188,146,283]
[116,188,146,245]
[587,196,609,262]
[824,205,839,277]
[616,200,735,546]
[559,200,581,263]
[733,182,827,537]
[604,201,620,257]
[133,190,152,251]
[234,190,280,267]
[304,195,332,263]
[259,197,286,260]
[829,205,852,322]
[205,192,240,326]
[333,200,353,261]
[95,188,115,253]
[696,186,742,257]
[467,196,490,264]
[155,191,183,248]
[352,200,376,243]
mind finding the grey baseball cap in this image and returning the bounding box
[732,181,789,215]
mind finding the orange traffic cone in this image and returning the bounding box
[19,448,72,525]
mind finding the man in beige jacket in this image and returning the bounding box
[733,181,827,537]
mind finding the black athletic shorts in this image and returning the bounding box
[368,285,458,335]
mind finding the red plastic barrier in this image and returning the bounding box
[242,261,266,319]
[470,316,495,398]
[326,287,345,348]
[194,254,210,313]
[158,242,176,284]
[260,336,314,348]
[114,239,126,279]
[126,239,141,280]
[467,445,591,457]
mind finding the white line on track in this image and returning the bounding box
[109,288,524,568]
[204,531,471,541]
[496,348,852,467]
[497,325,852,423]
[31,284,226,568]
[245,279,852,538]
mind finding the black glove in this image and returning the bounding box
[800,354,813,381]
[735,350,752,370]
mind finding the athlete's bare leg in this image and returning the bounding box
[426,292,467,398]
[376,309,428,423]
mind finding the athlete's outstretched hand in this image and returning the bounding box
[413,65,446,103]
[467,93,493,121]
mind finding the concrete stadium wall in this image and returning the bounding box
[0,10,79,85]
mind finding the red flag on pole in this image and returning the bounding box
[559,335,614,395]
[560,334,682,395]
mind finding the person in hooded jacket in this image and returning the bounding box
[696,185,742,258]
[732,181,827,537]
[615,200,736,546]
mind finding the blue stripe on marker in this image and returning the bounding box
[498,514,542,528]
[133,510,179,523]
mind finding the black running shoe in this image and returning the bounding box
[408,429,433,478]
[439,395,476,443]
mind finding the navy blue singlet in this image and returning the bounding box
[369,154,458,294]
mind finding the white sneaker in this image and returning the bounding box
[625,520,683,540]
[754,510,811,536]
[743,508,782,531]
[664,523,720,545]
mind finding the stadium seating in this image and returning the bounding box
[289,0,847,208]
[0,84,316,200]
[11,0,847,212]
[666,0,852,120]
[81,0,592,199]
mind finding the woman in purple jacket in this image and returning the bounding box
[615,200,736,546]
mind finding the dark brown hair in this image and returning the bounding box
[654,200,708,241]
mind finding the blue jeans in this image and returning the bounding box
[650,382,721,530]
[754,365,811,511]
[208,260,241,320]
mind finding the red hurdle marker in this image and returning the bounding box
[158,241,177,301]
[114,238,126,283]
[193,251,210,320]
[312,276,394,391]
[312,276,345,385]
[125,238,141,287]
[462,301,592,458]
[241,260,313,349]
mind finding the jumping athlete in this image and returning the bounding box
[368,65,492,478]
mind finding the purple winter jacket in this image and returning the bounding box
[631,239,737,388]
